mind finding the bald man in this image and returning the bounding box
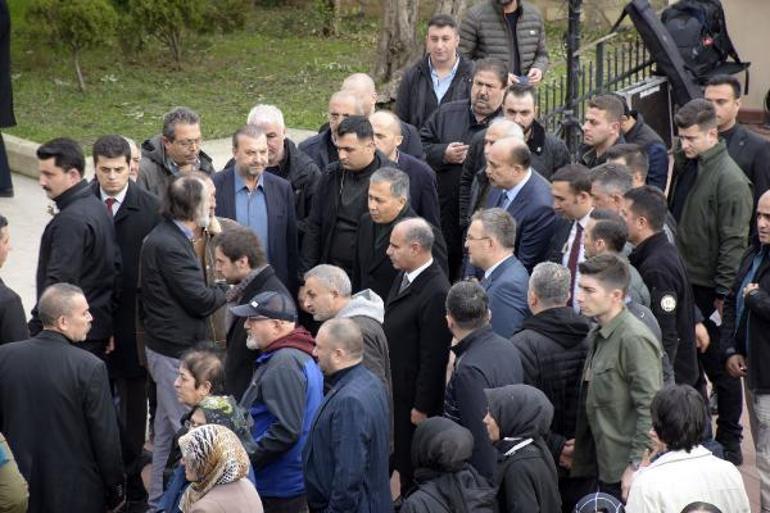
[370,110,440,226]
[484,136,557,272]
[299,90,363,171]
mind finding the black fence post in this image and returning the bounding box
[564,0,583,154]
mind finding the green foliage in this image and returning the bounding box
[127,0,206,66]
[203,0,251,34]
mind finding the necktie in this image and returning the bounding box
[105,197,117,216]
[398,273,410,293]
[495,190,509,210]
[567,222,584,307]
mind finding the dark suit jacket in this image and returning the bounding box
[213,168,299,292]
[92,181,161,377]
[0,278,26,344]
[482,255,530,338]
[545,217,572,264]
[352,206,448,300]
[396,152,441,227]
[303,364,391,513]
[0,331,123,513]
[224,265,291,402]
[726,123,770,204]
[486,171,558,272]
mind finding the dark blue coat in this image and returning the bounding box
[396,152,440,227]
[482,255,530,339]
[303,364,392,513]
[486,170,557,273]
[213,168,299,292]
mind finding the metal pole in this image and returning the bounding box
[564,0,582,154]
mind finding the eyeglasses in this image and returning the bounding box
[173,138,202,149]
[465,234,490,242]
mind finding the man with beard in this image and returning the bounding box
[579,95,626,169]
[420,58,507,278]
[213,125,299,291]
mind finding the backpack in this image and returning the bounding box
[661,0,747,80]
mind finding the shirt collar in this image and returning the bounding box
[507,168,532,199]
[577,208,593,228]
[173,220,195,240]
[428,53,460,77]
[484,254,513,279]
[234,169,264,191]
[100,183,128,205]
[406,258,434,284]
[597,307,629,339]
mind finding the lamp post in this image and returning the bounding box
[564,0,583,153]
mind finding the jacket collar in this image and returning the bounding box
[326,362,362,387]
[54,179,91,210]
[36,329,74,344]
[625,112,646,141]
[527,119,547,155]
[698,139,728,166]
[647,445,713,469]
[597,307,630,340]
[451,324,494,357]
[628,231,669,267]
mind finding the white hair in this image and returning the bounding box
[247,104,285,130]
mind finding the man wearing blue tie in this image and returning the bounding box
[465,208,529,338]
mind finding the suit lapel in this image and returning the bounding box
[114,182,139,224]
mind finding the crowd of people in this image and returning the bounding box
[0,1,768,513]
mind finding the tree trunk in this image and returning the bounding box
[72,47,86,92]
[372,0,421,99]
[433,0,468,19]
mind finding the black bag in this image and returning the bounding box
[661,0,747,80]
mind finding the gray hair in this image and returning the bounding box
[231,125,266,149]
[247,104,285,129]
[471,208,517,249]
[529,262,571,307]
[397,217,435,252]
[304,264,352,297]
[162,107,200,141]
[329,91,364,115]
[591,162,634,195]
[38,283,85,327]
[121,136,139,151]
[318,318,364,359]
[489,118,525,141]
[370,167,410,200]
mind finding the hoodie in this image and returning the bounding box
[485,384,561,513]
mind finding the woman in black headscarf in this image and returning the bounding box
[399,416,497,513]
[484,384,561,513]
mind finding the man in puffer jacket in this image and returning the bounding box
[459,0,549,84]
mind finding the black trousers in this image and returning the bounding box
[391,400,417,496]
[262,495,309,513]
[0,132,13,192]
[692,284,743,446]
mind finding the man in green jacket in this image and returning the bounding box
[668,98,753,465]
[571,253,663,502]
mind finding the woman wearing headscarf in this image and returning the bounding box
[399,416,497,513]
[178,424,263,513]
[484,384,561,513]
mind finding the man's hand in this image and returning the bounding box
[714,297,724,317]
[621,464,637,502]
[527,68,544,85]
[559,438,575,469]
[694,322,710,353]
[443,142,469,164]
[726,354,748,378]
[105,336,115,355]
[743,283,759,297]
[410,408,428,426]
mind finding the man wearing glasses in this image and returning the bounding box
[138,106,215,200]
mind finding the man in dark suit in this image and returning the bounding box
[31,138,119,359]
[383,217,452,495]
[0,0,15,197]
[212,227,290,401]
[353,167,448,300]
[465,208,529,338]
[298,91,363,172]
[91,135,161,508]
[369,110,440,226]
[0,214,26,344]
[0,283,124,513]
[484,136,557,272]
[303,318,391,513]
[213,125,299,292]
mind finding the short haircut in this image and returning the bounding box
[122,135,139,151]
[529,262,571,307]
[674,99,717,131]
[587,95,625,124]
[329,90,363,114]
[231,124,265,149]
[578,253,630,294]
[398,217,434,252]
[589,209,628,253]
[370,167,410,200]
[705,74,741,99]
[371,109,403,136]
[163,175,205,221]
[162,107,200,141]
[37,283,85,327]
[471,208,517,249]
[473,58,508,88]
[247,104,285,129]
[304,264,352,297]
[506,139,532,168]
[0,214,7,230]
[212,227,266,269]
[336,115,374,140]
[488,118,525,141]
[552,163,592,194]
[651,385,707,453]
[680,503,723,513]
[591,162,634,195]
[624,186,667,232]
[446,281,489,331]
[180,343,225,394]
[502,83,537,104]
[427,13,457,30]
[37,138,85,177]
[606,143,649,181]
[608,92,632,117]
[92,134,131,166]
[319,318,364,359]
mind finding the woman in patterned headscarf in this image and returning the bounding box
[178,424,263,513]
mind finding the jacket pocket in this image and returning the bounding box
[588,365,620,408]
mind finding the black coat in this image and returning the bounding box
[396,152,441,227]
[352,205,448,300]
[0,331,124,513]
[92,181,161,378]
[725,123,770,205]
[0,0,14,128]
[298,128,337,173]
[30,180,119,340]
[395,54,475,130]
[224,266,290,401]
[444,325,524,481]
[510,307,590,469]
[139,218,226,358]
[271,138,321,237]
[629,231,698,386]
[0,278,26,344]
[624,113,668,191]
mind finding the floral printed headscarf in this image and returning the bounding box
[178,424,250,512]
